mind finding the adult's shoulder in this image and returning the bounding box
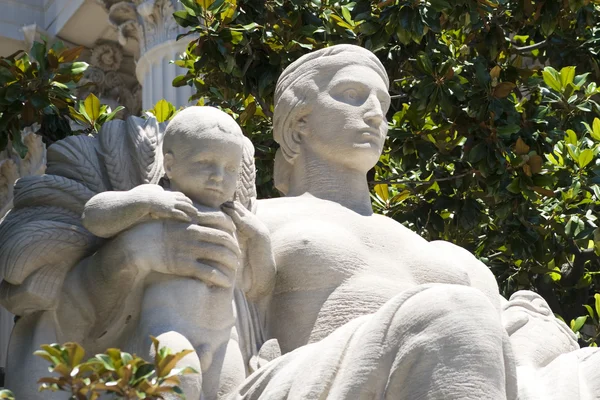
[254,197,303,231]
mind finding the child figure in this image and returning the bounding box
[82,106,275,398]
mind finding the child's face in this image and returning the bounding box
[166,133,243,208]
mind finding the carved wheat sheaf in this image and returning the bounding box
[0,116,171,316]
[47,135,111,193]
[13,175,95,214]
[235,137,258,211]
[0,263,74,314]
[99,119,138,191]
[126,116,164,185]
[0,206,82,241]
[0,220,95,285]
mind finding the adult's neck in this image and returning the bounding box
[286,153,373,216]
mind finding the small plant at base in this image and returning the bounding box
[35,338,198,399]
[0,389,15,399]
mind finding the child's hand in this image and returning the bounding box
[221,201,268,240]
[222,201,275,299]
[133,185,198,222]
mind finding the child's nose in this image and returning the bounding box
[209,166,224,182]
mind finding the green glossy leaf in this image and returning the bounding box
[416,52,434,75]
[570,315,587,332]
[96,354,116,371]
[84,93,100,122]
[101,106,125,124]
[374,184,389,203]
[58,61,88,76]
[578,149,593,168]
[207,0,225,12]
[542,67,562,92]
[507,177,521,194]
[595,293,600,319]
[173,10,197,28]
[592,118,600,141]
[574,72,589,88]
[341,6,352,24]
[565,129,578,145]
[560,66,576,89]
[152,99,175,123]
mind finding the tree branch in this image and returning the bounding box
[370,170,475,186]
[511,39,548,53]
[377,0,394,8]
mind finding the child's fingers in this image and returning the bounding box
[221,206,240,220]
[175,201,199,217]
[172,191,194,204]
[170,209,193,222]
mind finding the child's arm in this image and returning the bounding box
[82,184,198,238]
[222,201,276,301]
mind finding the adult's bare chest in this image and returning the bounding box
[258,198,471,350]
[260,198,470,296]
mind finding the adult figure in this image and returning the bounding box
[229,44,517,399]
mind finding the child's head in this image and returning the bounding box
[162,106,244,208]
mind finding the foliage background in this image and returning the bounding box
[172,0,600,342]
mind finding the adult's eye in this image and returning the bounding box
[344,89,358,100]
[343,88,359,102]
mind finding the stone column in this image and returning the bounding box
[107,0,194,109]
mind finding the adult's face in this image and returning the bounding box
[302,64,390,172]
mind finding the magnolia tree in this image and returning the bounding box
[171,0,600,343]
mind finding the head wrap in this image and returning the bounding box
[272,45,389,194]
[273,44,389,147]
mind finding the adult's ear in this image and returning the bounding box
[281,115,308,163]
[163,152,175,179]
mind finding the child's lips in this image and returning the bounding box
[205,187,223,194]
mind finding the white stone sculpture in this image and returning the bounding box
[0,110,262,399]
[80,106,275,398]
[2,44,599,400]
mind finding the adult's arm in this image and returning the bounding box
[57,217,241,351]
[430,240,502,313]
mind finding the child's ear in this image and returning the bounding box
[163,153,175,179]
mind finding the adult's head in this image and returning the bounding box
[163,106,244,208]
[273,44,390,194]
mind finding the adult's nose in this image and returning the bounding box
[363,94,385,127]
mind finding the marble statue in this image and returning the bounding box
[1,44,599,400]
[80,106,275,398]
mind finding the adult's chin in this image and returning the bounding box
[347,144,382,170]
